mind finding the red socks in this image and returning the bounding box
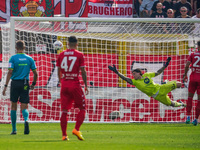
[186,97,193,116]
[60,111,68,136]
[195,100,200,119]
[75,109,86,131]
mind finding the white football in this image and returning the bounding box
[53,40,63,50]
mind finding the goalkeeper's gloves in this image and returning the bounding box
[108,64,118,74]
[164,57,171,68]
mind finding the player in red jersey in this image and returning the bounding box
[183,40,200,126]
[56,36,89,140]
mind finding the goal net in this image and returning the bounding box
[0,17,200,123]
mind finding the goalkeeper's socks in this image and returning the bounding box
[75,109,85,131]
[11,110,17,132]
[22,109,29,122]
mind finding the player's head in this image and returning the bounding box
[132,68,143,80]
[16,40,25,51]
[156,3,163,11]
[197,41,200,51]
[68,36,78,48]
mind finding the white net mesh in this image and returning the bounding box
[0,17,200,123]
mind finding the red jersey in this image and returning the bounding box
[187,51,200,82]
[56,49,85,83]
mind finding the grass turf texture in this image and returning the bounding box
[0,123,199,150]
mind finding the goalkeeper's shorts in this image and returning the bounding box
[154,81,177,106]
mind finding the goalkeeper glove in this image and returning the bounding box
[164,57,171,68]
[108,64,118,74]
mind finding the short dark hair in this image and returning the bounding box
[132,68,143,76]
[16,40,25,50]
[68,36,78,43]
[197,41,200,47]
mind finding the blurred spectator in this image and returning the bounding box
[163,9,178,33]
[139,0,157,17]
[135,0,141,17]
[194,0,200,14]
[176,7,192,34]
[150,0,172,15]
[166,8,175,18]
[192,8,200,35]
[173,0,192,17]
[151,2,168,17]
[176,6,191,18]
[170,0,179,8]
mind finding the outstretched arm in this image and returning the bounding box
[155,57,171,77]
[108,65,133,85]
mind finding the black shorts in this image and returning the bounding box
[10,80,30,103]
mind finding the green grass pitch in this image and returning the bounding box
[0,123,200,150]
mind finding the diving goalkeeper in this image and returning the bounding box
[108,57,186,107]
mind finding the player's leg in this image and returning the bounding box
[19,82,30,134]
[72,87,86,140]
[186,92,194,124]
[192,85,200,126]
[10,102,17,135]
[60,86,72,141]
[60,109,69,140]
[10,80,20,135]
[157,81,185,107]
[21,103,29,134]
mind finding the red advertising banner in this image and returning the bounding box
[0,0,88,24]
[88,0,133,18]
[0,0,134,24]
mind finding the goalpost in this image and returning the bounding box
[0,17,200,123]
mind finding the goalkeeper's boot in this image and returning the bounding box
[72,129,85,141]
[186,116,190,124]
[10,131,17,135]
[192,119,198,126]
[62,136,69,141]
[24,121,30,134]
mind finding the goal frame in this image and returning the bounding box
[1,17,200,123]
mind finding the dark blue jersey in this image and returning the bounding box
[8,53,36,80]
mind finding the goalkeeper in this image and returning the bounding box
[108,57,186,107]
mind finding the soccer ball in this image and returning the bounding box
[53,40,63,50]
[108,111,120,120]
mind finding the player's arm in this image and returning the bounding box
[2,69,13,96]
[30,69,38,90]
[183,61,191,82]
[155,57,171,77]
[80,67,89,95]
[57,67,61,84]
[108,65,133,85]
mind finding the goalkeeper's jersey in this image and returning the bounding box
[131,72,160,97]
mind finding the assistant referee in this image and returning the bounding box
[2,40,38,135]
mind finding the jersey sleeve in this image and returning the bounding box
[187,53,192,62]
[143,72,155,78]
[8,56,14,70]
[131,79,136,85]
[30,58,37,71]
[56,55,61,67]
[80,53,85,67]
